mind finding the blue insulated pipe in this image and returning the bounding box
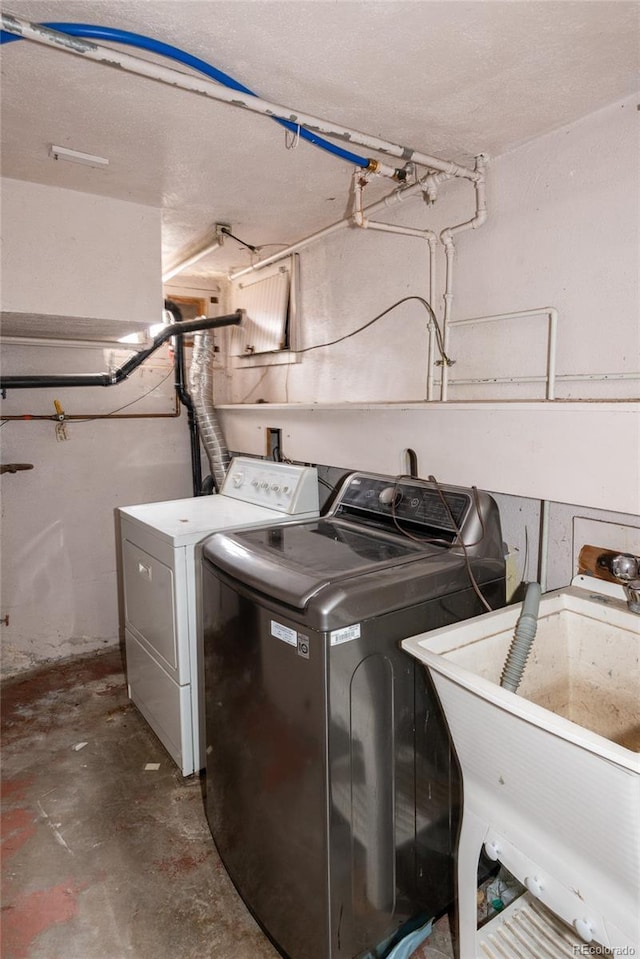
[500,582,542,694]
[0,22,371,169]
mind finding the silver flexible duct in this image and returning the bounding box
[189,331,230,492]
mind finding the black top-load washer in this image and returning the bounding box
[201,470,505,959]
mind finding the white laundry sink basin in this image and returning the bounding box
[421,578,639,753]
[402,575,640,953]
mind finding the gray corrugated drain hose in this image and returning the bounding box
[188,331,230,493]
[500,582,542,693]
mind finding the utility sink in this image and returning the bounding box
[402,576,640,954]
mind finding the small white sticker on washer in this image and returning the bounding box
[330,623,361,646]
[271,620,298,646]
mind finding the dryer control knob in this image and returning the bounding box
[232,472,244,488]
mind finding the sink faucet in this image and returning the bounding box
[603,553,640,613]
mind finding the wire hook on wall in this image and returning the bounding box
[285,124,301,150]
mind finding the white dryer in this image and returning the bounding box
[118,457,319,776]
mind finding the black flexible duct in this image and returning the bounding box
[0,312,243,390]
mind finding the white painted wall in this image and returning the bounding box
[1,178,161,327]
[219,96,639,588]
[1,98,638,675]
[223,96,638,405]
[0,183,193,677]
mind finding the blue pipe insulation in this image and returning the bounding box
[0,22,371,169]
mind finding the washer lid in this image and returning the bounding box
[202,517,447,609]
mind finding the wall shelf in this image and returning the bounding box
[218,400,640,515]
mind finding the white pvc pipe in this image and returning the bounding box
[446,373,640,384]
[357,220,428,239]
[439,155,488,401]
[352,171,441,400]
[162,239,222,282]
[426,235,437,400]
[447,307,558,400]
[2,13,479,185]
[229,177,433,280]
[440,241,455,402]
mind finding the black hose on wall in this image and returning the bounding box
[167,300,203,498]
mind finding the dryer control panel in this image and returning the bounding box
[221,457,319,515]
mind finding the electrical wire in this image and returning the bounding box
[71,367,175,422]
[220,228,260,255]
[428,474,493,612]
[386,472,493,612]
[274,450,335,491]
[295,296,453,367]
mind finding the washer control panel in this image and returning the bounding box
[221,457,319,515]
[335,474,471,536]
[329,471,501,555]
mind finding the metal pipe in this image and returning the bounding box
[189,331,230,493]
[0,312,243,390]
[0,14,479,183]
[0,395,181,421]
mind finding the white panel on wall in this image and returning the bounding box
[0,177,162,335]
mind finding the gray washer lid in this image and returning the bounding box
[202,518,463,612]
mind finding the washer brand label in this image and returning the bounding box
[271,620,297,646]
[330,624,361,646]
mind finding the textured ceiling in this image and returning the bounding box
[1,0,639,279]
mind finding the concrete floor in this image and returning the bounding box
[1,649,454,959]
